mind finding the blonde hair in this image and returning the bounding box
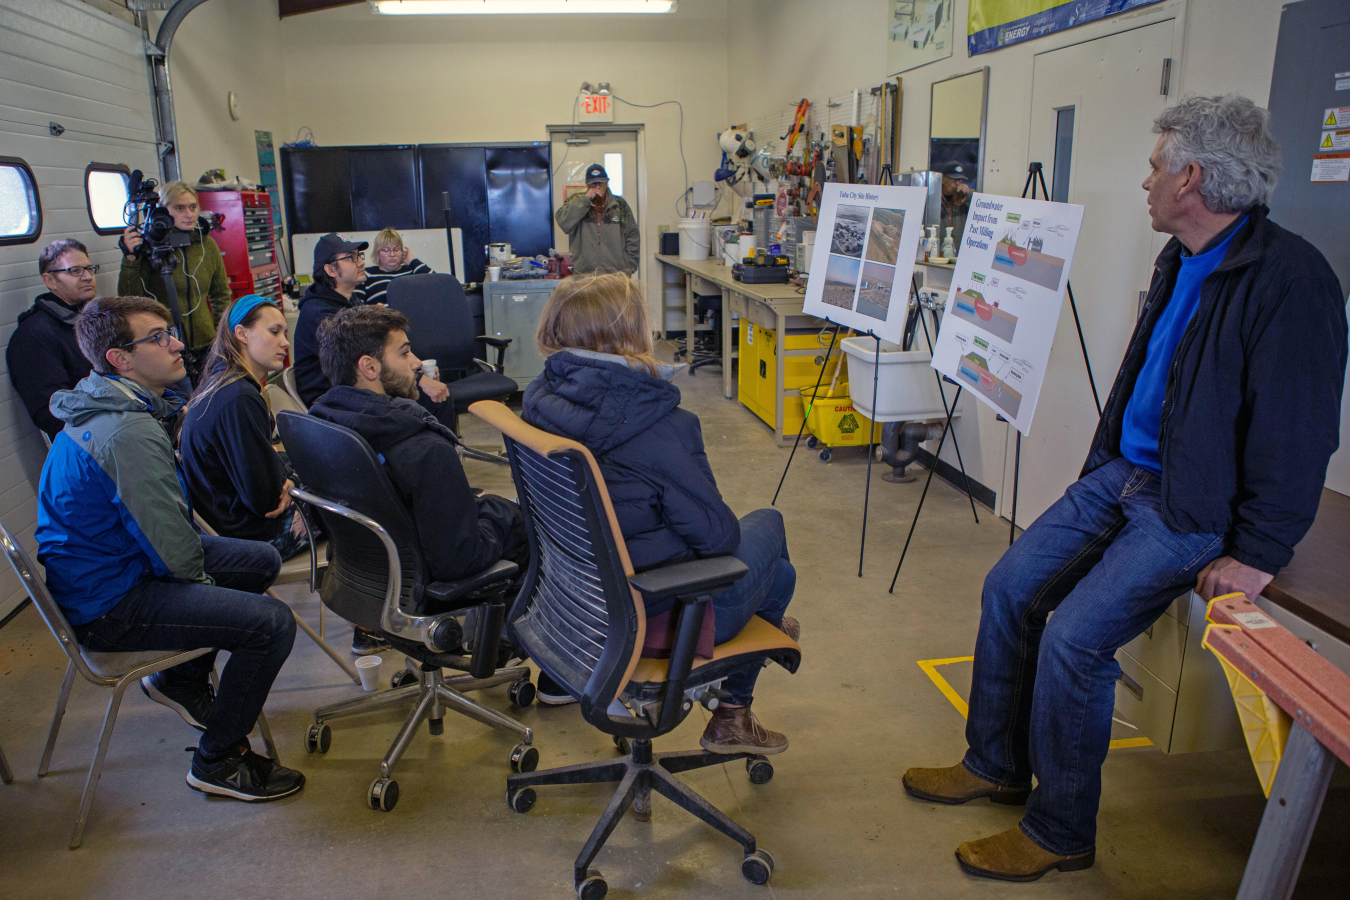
[372,227,404,256]
[159,181,198,206]
[536,274,660,376]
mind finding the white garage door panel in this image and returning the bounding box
[0,0,158,624]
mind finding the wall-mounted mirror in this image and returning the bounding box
[928,66,988,252]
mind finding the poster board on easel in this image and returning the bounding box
[929,193,1084,435]
[802,183,928,345]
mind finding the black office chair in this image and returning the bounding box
[387,273,516,465]
[688,293,724,375]
[276,410,538,812]
[471,400,801,899]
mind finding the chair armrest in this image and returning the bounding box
[477,335,511,372]
[424,559,519,607]
[628,556,748,602]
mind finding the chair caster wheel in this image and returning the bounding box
[613,736,630,755]
[806,436,819,449]
[305,723,331,754]
[746,755,774,785]
[509,678,536,708]
[368,777,399,812]
[428,717,444,736]
[390,668,417,689]
[818,447,832,463]
[576,868,607,900]
[742,849,775,885]
[506,786,536,813]
[509,743,539,773]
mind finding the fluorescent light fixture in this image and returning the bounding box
[370,0,675,14]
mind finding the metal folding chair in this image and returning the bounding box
[0,522,279,848]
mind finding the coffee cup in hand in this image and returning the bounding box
[421,359,438,380]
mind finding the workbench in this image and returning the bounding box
[656,254,826,446]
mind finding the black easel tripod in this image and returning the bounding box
[1004,162,1102,547]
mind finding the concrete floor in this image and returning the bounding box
[1,342,1345,899]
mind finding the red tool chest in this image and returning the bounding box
[197,190,281,302]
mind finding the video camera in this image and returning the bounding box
[123,169,223,262]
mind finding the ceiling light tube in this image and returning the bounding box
[369,0,676,14]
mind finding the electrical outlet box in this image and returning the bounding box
[691,181,716,208]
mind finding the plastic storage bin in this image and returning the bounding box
[800,383,884,462]
[840,337,956,423]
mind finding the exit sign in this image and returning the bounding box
[580,93,613,123]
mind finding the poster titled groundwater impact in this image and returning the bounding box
[930,193,1084,435]
[802,183,927,346]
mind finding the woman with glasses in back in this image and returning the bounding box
[119,180,231,382]
[360,227,432,305]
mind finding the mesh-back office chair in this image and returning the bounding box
[688,294,725,375]
[276,410,537,811]
[386,273,515,466]
[281,366,307,412]
[471,401,801,898]
[0,521,279,848]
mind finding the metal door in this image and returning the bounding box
[548,128,639,252]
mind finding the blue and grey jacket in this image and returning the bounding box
[37,374,206,626]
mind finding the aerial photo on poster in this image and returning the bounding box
[803,183,928,344]
[822,254,861,310]
[856,260,897,321]
[830,205,870,257]
[930,193,1084,434]
[865,207,907,264]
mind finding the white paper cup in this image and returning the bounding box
[355,655,382,692]
[488,266,502,282]
[421,359,438,380]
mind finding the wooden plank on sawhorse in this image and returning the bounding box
[1202,593,1350,900]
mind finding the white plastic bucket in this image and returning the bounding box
[841,337,958,423]
[677,218,711,260]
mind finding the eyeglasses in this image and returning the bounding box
[49,265,100,277]
[120,326,180,351]
[333,252,365,264]
[377,246,403,254]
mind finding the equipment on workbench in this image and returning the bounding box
[732,262,790,284]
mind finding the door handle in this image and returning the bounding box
[1118,671,1144,702]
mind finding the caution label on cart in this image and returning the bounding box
[837,413,859,435]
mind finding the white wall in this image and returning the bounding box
[727,0,1297,505]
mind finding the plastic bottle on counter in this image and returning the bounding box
[941,227,956,259]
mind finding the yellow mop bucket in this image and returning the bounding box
[800,383,884,462]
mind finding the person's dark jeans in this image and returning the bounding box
[963,457,1223,856]
[75,536,294,757]
[711,508,796,705]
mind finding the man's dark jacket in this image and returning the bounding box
[308,386,524,583]
[523,351,739,615]
[293,283,357,407]
[1083,205,1347,575]
[180,374,290,542]
[7,293,93,439]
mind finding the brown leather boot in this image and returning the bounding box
[700,702,788,755]
[779,616,800,643]
[956,825,1095,882]
[902,762,1030,805]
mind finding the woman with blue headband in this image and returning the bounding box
[180,295,313,561]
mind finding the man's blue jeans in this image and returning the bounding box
[963,458,1223,856]
[713,508,796,705]
[75,536,294,757]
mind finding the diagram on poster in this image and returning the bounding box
[930,193,1084,435]
[803,183,927,345]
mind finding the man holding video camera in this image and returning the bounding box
[120,180,231,383]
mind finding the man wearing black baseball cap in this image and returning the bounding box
[940,162,973,248]
[554,163,640,275]
[292,233,369,408]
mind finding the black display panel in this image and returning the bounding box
[487,145,553,262]
[280,147,352,235]
[350,146,422,232]
[419,145,489,284]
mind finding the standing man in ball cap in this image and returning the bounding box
[554,163,640,275]
[940,161,973,246]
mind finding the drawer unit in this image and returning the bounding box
[199,190,280,301]
[483,280,560,390]
[1118,602,1187,690]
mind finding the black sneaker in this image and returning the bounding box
[351,627,390,656]
[186,744,305,802]
[536,671,577,707]
[141,672,213,732]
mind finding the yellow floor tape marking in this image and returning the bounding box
[916,656,1153,750]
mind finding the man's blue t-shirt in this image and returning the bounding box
[1120,217,1248,474]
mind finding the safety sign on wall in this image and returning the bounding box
[930,193,1084,435]
[801,182,927,345]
